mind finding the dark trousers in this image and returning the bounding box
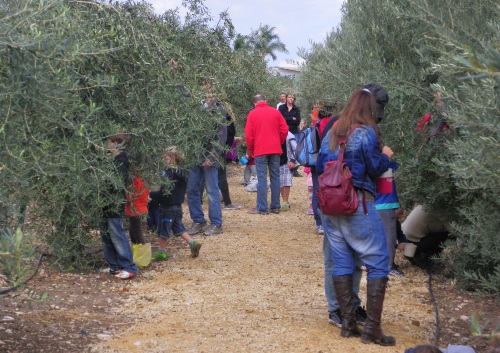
[416,232,449,256]
[218,164,232,206]
[147,203,160,231]
[128,216,145,244]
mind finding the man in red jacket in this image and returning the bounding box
[244,94,289,214]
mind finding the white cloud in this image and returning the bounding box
[147,0,344,62]
[148,0,181,13]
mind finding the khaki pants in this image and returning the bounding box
[401,205,450,243]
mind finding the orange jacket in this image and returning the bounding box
[125,177,149,217]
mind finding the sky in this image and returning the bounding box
[147,0,345,65]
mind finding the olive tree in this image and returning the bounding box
[298,0,499,293]
[0,0,283,275]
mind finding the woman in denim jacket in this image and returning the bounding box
[316,89,395,346]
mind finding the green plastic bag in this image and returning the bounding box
[132,243,152,268]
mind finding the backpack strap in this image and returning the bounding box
[360,189,368,215]
[287,135,297,163]
[349,125,367,215]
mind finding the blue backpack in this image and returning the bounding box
[295,125,321,167]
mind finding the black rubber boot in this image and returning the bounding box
[360,277,396,346]
[332,275,362,338]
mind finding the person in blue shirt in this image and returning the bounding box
[375,161,406,276]
[316,89,395,346]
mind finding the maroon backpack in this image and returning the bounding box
[317,126,365,216]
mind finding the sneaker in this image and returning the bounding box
[355,306,367,325]
[203,225,223,236]
[270,208,280,214]
[280,202,290,211]
[190,241,202,258]
[101,268,121,275]
[317,225,324,234]
[389,265,404,277]
[307,209,314,215]
[328,309,342,327]
[187,222,208,235]
[247,208,269,215]
[224,203,241,210]
[152,251,168,261]
[114,270,135,280]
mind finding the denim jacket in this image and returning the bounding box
[316,125,390,196]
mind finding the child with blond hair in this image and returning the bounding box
[149,147,201,260]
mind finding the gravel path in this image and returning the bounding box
[92,164,434,353]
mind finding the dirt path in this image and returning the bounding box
[90,164,436,353]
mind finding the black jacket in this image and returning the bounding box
[149,168,187,207]
[279,104,301,134]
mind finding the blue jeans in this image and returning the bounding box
[158,204,186,238]
[321,211,362,313]
[255,154,281,212]
[101,218,138,274]
[323,201,389,280]
[187,164,222,227]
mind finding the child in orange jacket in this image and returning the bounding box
[125,176,149,244]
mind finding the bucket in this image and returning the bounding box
[240,156,248,165]
[403,243,417,258]
[376,168,393,194]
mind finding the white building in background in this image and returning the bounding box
[269,60,303,79]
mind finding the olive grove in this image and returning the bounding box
[298,0,499,293]
[0,0,284,284]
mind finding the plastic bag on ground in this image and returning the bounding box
[132,243,152,268]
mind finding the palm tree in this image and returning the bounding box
[234,25,288,62]
[233,34,250,51]
[251,25,288,61]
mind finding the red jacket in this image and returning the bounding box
[318,116,333,140]
[125,177,149,217]
[244,102,289,157]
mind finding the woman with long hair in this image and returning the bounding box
[316,89,395,346]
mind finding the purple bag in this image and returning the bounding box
[225,141,238,161]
